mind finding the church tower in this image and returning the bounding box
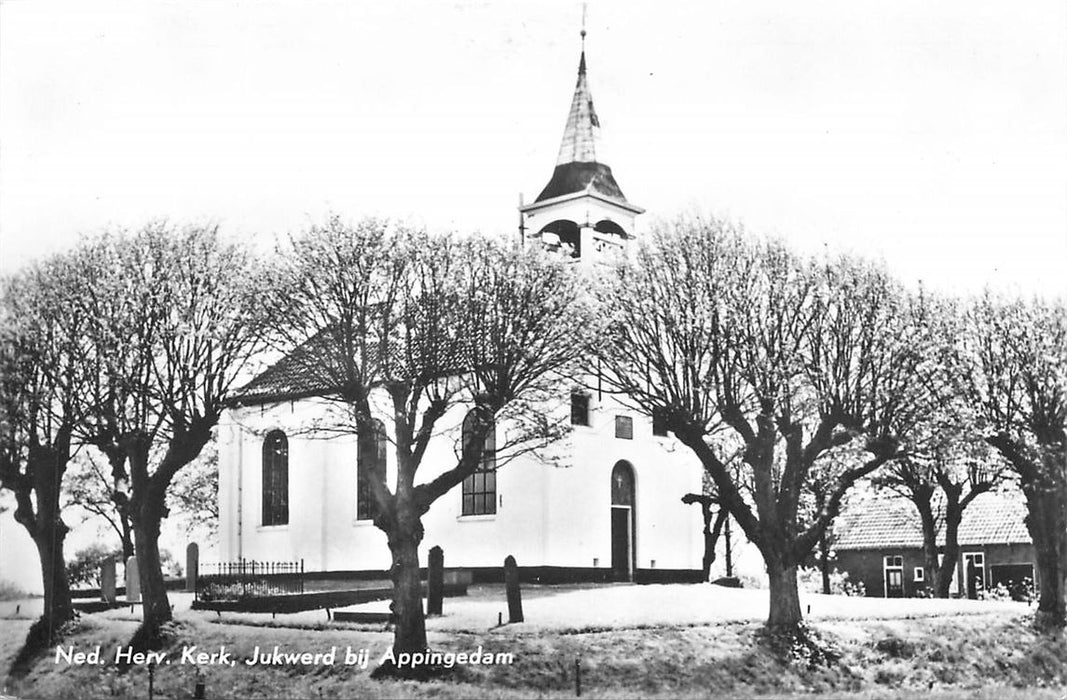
[520,32,643,263]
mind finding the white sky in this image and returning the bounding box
[1,0,1065,297]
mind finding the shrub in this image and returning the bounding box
[979,578,1035,603]
[66,544,123,589]
[798,566,866,596]
[875,636,916,659]
[0,578,30,601]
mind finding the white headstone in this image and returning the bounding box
[125,555,140,603]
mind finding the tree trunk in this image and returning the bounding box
[132,502,172,632]
[818,531,831,595]
[912,495,941,597]
[937,504,964,598]
[388,521,428,655]
[18,442,75,635]
[1022,477,1067,627]
[30,524,74,632]
[120,516,135,561]
[724,515,733,577]
[766,553,803,628]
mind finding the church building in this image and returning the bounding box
[216,41,705,584]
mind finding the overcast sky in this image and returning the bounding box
[1,0,1064,297]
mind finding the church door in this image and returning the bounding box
[610,461,636,582]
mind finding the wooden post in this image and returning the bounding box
[505,555,523,623]
[100,559,117,604]
[427,546,444,616]
[125,555,140,603]
[185,543,199,593]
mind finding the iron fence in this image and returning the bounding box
[195,559,305,602]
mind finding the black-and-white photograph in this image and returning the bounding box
[0,2,1064,698]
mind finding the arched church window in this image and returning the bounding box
[262,430,289,526]
[611,461,635,507]
[594,219,627,238]
[356,419,387,521]
[461,410,497,516]
[539,220,582,258]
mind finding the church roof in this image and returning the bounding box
[834,492,1032,551]
[534,51,630,205]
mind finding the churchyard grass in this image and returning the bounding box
[0,584,1063,699]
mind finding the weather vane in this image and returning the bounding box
[581,1,587,48]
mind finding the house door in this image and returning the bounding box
[610,461,636,582]
[883,555,904,598]
[963,553,985,599]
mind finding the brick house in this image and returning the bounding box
[834,492,1036,599]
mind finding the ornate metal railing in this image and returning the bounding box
[195,559,305,601]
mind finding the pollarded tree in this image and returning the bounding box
[268,217,596,670]
[596,215,939,629]
[955,294,1066,626]
[874,395,1008,598]
[0,256,92,652]
[71,223,270,638]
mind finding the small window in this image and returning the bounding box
[651,408,668,437]
[571,392,590,426]
[884,555,903,568]
[615,415,633,440]
[356,419,387,521]
[461,410,497,516]
[262,430,289,526]
[914,567,925,582]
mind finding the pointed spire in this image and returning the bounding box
[533,13,634,207]
[556,48,601,165]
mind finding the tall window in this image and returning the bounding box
[571,391,590,426]
[651,408,668,437]
[357,419,387,521]
[461,410,497,516]
[262,430,289,526]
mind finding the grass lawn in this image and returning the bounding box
[0,584,1064,699]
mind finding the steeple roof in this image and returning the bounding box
[534,50,630,205]
[555,51,599,165]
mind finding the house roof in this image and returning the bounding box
[834,492,1032,551]
[534,51,631,206]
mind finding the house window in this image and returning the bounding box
[461,410,496,516]
[651,408,668,437]
[914,567,925,582]
[615,415,633,440]
[571,392,590,426]
[262,430,289,526]
[356,419,387,521]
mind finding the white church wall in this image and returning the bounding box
[219,387,705,576]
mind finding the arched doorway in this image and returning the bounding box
[610,461,636,582]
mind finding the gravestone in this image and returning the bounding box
[427,546,444,616]
[505,555,523,623]
[125,555,140,603]
[185,543,199,593]
[100,559,117,604]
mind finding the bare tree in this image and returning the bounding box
[168,436,219,538]
[955,294,1066,626]
[63,451,135,559]
[267,217,596,672]
[874,401,1007,597]
[71,223,269,639]
[596,216,938,630]
[0,256,91,655]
